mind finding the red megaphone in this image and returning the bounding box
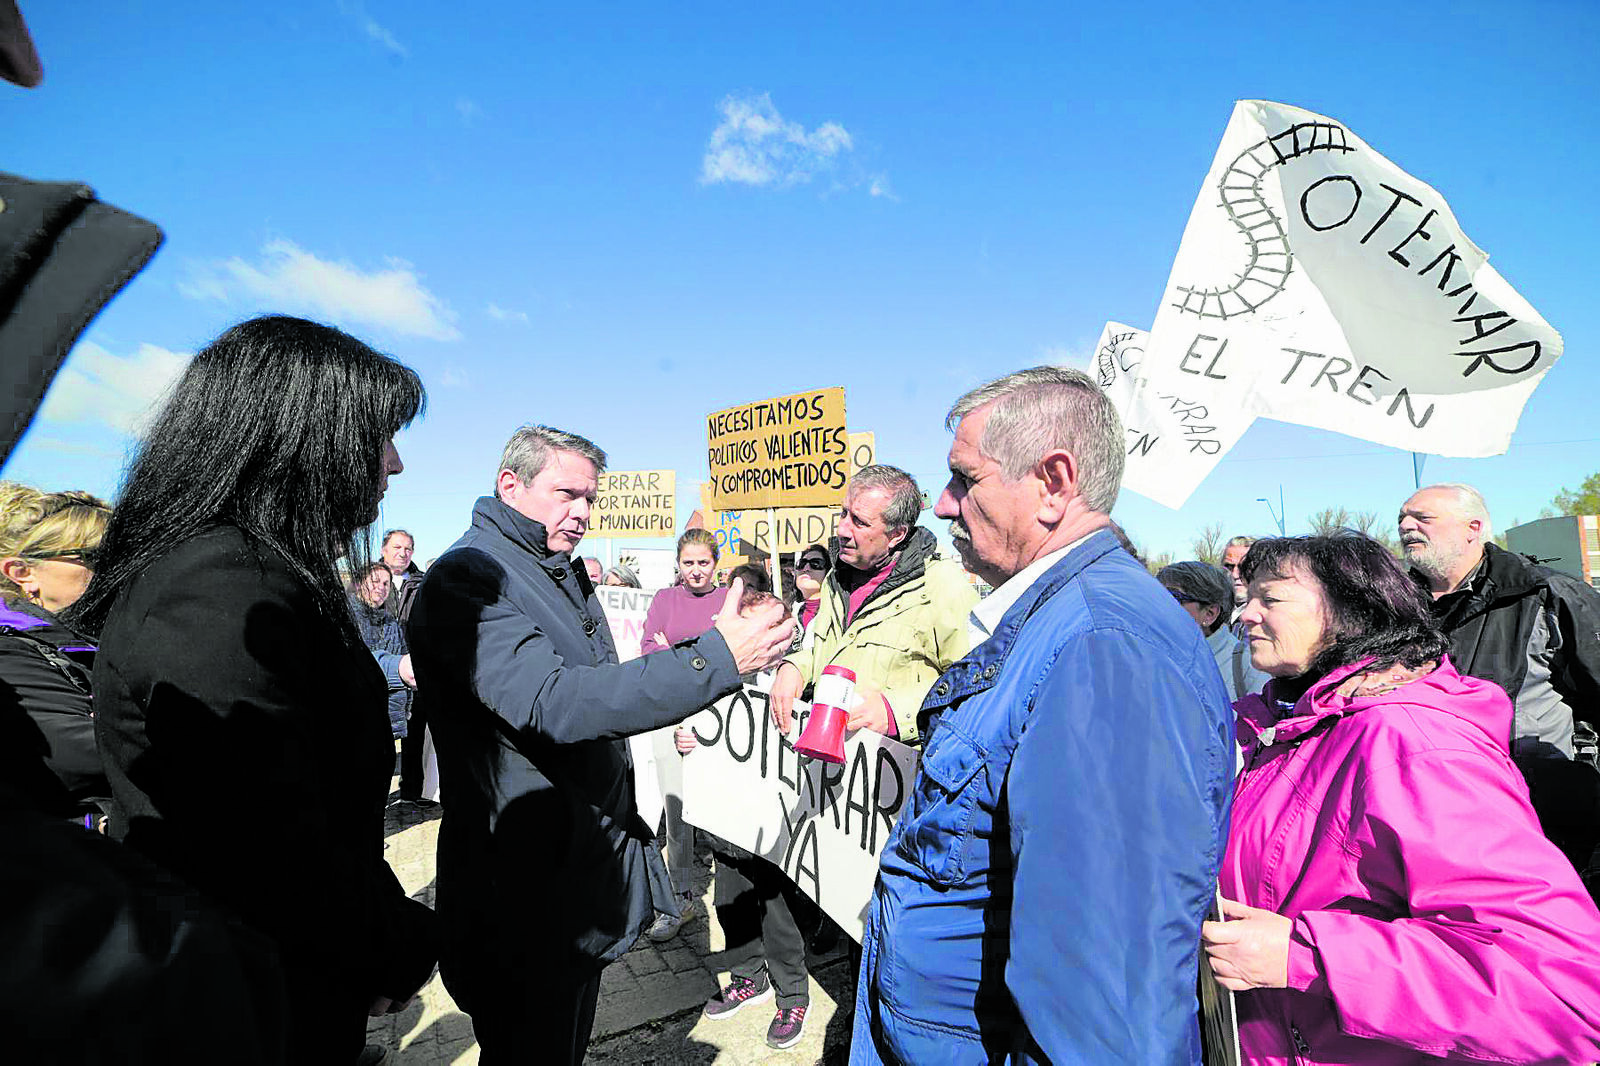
[793,664,855,765]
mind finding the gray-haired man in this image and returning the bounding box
[850,367,1232,1063]
[408,424,795,1064]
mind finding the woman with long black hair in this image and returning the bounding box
[71,315,438,1064]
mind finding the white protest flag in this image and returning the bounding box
[1131,99,1562,508]
[1092,320,1252,509]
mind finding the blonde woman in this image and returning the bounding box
[0,482,112,824]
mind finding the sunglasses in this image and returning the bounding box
[28,548,100,567]
[1167,588,1198,605]
[797,558,829,573]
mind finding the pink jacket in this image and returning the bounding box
[1224,657,1600,1064]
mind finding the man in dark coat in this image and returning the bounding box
[407,424,794,1064]
[1402,482,1600,887]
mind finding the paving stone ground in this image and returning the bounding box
[365,777,856,1064]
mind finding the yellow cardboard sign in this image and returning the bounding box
[705,430,879,554]
[706,387,849,509]
[591,469,676,538]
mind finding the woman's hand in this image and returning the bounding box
[1201,897,1291,991]
[674,726,698,754]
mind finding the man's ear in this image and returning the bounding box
[496,469,520,500]
[1035,449,1078,522]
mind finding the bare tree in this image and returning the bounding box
[1190,521,1225,566]
[1306,506,1353,536]
[1350,510,1403,557]
[1145,550,1176,575]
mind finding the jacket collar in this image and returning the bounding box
[828,525,940,614]
[471,495,575,572]
[917,528,1122,723]
[1234,657,1450,746]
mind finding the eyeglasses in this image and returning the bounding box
[27,548,99,568]
[797,558,829,573]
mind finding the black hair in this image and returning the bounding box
[69,315,425,641]
[1241,532,1448,676]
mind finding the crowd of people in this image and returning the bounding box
[7,312,1600,1065]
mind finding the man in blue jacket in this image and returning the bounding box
[850,368,1235,1064]
[408,425,795,1065]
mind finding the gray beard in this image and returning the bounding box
[1406,541,1464,586]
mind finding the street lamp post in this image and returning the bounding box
[1256,486,1287,536]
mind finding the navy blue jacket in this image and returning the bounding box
[349,594,411,737]
[407,497,745,1002]
[851,530,1234,1064]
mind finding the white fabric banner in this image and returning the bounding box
[595,585,671,831]
[1093,321,1245,508]
[1123,99,1562,508]
[680,683,920,943]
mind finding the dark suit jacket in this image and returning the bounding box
[93,526,437,1064]
[408,497,742,1005]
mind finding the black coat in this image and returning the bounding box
[408,497,743,1004]
[1430,542,1600,750]
[93,526,437,1064]
[0,600,109,819]
[0,785,288,1065]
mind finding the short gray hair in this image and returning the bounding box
[1225,535,1255,550]
[946,366,1124,513]
[497,424,608,491]
[1418,482,1494,541]
[847,465,922,531]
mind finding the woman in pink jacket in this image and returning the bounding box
[1203,533,1600,1065]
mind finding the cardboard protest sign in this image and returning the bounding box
[1127,99,1562,508]
[706,387,849,509]
[595,585,670,829]
[717,430,877,554]
[592,469,675,538]
[681,682,919,943]
[848,431,875,475]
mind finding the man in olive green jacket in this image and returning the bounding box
[770,465,978,746]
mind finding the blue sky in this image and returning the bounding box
[7,1,1599,566]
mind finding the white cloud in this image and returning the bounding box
[486,302,529,325]
[439,366,469,388]
[36,341,189,436]
[339,0,408,57]
[700,93,859,188]
[869,174,898,201]
[456,96,481,124]
[180,239,460,341]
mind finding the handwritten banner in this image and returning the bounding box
[592,469,676,538]
[707,430,877,555]
[681,682,919,943]
[1122,99,1562,508]
[596,585,670,829]
[706,388,849,509]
